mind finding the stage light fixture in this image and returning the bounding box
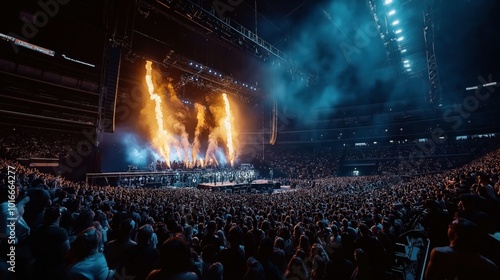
[395,29,402,34]
[397,37,404,41]
[392,20,399,26]
[384,0,393,5]
[388,10,396,16]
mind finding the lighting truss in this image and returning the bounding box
[423,1,442,106]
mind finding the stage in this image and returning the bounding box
[196,179,281,194]
[85,170,287,193]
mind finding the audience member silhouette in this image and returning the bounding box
[29,206,70,280]
[145,235,199,280]
[65,224,114,280]
[424,218,499,280]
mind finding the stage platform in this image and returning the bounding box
[197,180,280,194]
[84,170,289,193]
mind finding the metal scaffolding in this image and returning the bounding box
[423,1,442,106]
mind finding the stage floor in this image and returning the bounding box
[196,180,294,194]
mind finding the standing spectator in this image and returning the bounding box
[272,236,288,274]
[256,237,284,280]
[120,224,159,280]
[244,257,266,280]
[200,220,222,249]
[285,254,309,280]
[24,178,51,231]
[308,243,330,280]
[104,218,137,269]
[0,184,31,279]
[350,248,373,280]
[29,206,70,280]
[215,225,246,280]
[355,223,387,278]
[421,199,452,248]
[145,235,199,280]
[424,218,498,280]
[65,225,114,280]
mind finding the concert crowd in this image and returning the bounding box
[1,136,500,280]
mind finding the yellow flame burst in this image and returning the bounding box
[222,93,235,167]
[145,60,171,167]
[192,103,206,165]
[143,61,239,169]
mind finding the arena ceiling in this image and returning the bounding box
[1,0,499,113]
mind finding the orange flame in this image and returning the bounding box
[222,93,235,167]
[143,61,239,169]
[192,103,206,165]
[205,127,220,166]
[145,60,171,167]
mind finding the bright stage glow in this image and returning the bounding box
[145,60,172,167]
[392,20,399,26]
[142,60,239,168]
[401,49,407,53]
[395,29,402,34]
[122,133,161,166]
[222,93,236,167]
[397,37,404,41]
[388,10,396,16]
[384,0,393,5]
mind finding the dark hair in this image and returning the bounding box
[44,206,61,225]
[137,224,154,245]
[159,235,192,274]
[257,237,274,261]
[228,225,243,246]
[31,178,45,188]
[66,225,102,267]
[449,218,480,252]
[118,218,135,240]
[74,209,95,235]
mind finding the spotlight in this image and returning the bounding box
[403,60,409,63]
[388,10,396,16]
[392,20,399,26]
[394,29,402,34]
[384,0,392,4]
[397,36,404,41]
[401,49,407,53]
